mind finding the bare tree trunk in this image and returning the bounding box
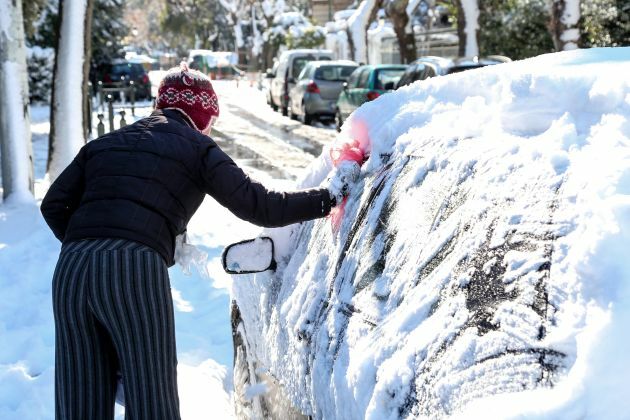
[0,0,34,201]
[455,0,479,57]
[387,0,417,64]
[83,0,95,140]
[346,0,383,64]
[548,0,580,51]
[48,0,91,181]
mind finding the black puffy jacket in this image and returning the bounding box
[41,109,331,266]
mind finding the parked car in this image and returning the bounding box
[395,55,511,89]
[95,59,152,100]
[336,64,407,131]
[287,60,358,125]
[188,49,241,79]
[269,49,333,116]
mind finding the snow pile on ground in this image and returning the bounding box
[232,47,630,418]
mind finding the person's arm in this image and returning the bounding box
[199,141,332,228]
[41,147,87,241]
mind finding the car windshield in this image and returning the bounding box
[292,57,314,78]
[111,63,145,76]
[314,65,357,82]
[375,69,406,90]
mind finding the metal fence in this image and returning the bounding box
[86,81,154,138]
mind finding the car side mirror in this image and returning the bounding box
[383,81,395,90]
[265,69,274,78]
[288,77,296,84]
[221,237,277,274]
[343,82,348,90]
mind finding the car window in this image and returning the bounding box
[190,56,204,70]
[347,68,361,88]
[421,65,437,80]
[397,64,424,88]
[277,60,288,78]
[397,68,414,87]
[413,64,426,81]
[129,63,145,76]
[111,63,136,76]
[298,65,312,80]
[291,56,316,79]
[358,69,371,88]
[374,69,405,90]
[447,65,484,75]
[314,65,358,82]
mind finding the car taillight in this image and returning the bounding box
[142,74,149,84]
[103,74,112,83]
[306,81,320,94]
[366,91,380,101]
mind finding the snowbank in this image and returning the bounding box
[232,47,630,418]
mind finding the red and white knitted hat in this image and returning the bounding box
[156,63,219,132]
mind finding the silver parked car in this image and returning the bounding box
[287,60,358,125]
[269,49,333,116]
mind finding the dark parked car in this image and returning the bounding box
[288,60,358,125]
[395,55,511,89]
[336,64,407,131]
[95,60,152,100]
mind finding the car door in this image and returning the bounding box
[272,59,288,106]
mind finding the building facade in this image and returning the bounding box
[311,0,355,25]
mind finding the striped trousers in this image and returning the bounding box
[52,238,181,419]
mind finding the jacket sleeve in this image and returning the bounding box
[199,141,332,228]
[40,146,87,241]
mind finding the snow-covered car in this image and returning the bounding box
[226,48,630,419]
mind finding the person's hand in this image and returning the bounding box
[326,160,361,206]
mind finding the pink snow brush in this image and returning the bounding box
[329,133,370,233]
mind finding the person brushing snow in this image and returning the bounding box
[40,63,359,420]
